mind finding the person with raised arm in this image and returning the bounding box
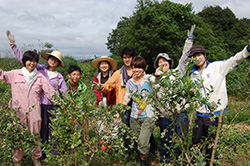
[189,39,250,164]
[6,30,67,159]
[154,25,195,164]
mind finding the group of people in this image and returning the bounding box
[1,26,250,166]
[92,25,250,166]
[3,30,87,166]
[92,25,195,165]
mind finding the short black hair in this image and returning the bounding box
[68,65,82,74]
[22,51,39,67]
[120,46,135,58]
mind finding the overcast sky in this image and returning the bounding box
[0,0,249,59]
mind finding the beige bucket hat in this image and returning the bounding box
[42,50,64,67]
[154,53,174,69]
[92,56,117,71]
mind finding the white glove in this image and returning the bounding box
[187,24,196,39]
[6,30,15,45]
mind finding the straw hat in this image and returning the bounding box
[154,53,174,69]
[92,56,117,71]
[42,50,64,67]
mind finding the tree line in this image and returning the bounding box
[106,0,249,70]
[106,0,250,99]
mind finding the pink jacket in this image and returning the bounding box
[11,44,67,105]
[0,69,55,131]
[1,68,56,162]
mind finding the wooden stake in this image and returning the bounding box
[210,109,224,166]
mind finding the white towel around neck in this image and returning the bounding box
[22,67,37,84]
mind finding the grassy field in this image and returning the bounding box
[0,59,249,165]
[217,97,250,166]
[89,96,250,166]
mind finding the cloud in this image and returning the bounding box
[174,0,250,18]
[0,0,249,59]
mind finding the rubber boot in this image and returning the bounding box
[14,162,21,166]
[140,154,149,166]
[32,158,41,166]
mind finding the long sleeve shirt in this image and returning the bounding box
[11,44,67,105]
[191,45,250,117]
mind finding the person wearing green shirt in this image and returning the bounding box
[65,65,87,98]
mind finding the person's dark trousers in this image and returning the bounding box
[122,100,132,157]
[49,107,58,156]
[122,109,131,154]
[40,104,54,159]
[159,112,189,164]
[192,115,219,159]
[149,134,159,154]
[122,109,131,127]
[122,99,132,127]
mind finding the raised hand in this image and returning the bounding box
[6,30,15,45]
[155,66,164,76]
[187,24,196,39]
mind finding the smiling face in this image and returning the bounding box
[68,70,81,84]
[193,53,207,67]
[48,56,60,69]
[25,58,38,73]
[122,54,133,68]
[132,66,144,78]
[99,61,110,73]
[158,57,170,72]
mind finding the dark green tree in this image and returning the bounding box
[198,5,250,57]
[106,0,219,73]
[198,5,237,33]
[227,18,250,53]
